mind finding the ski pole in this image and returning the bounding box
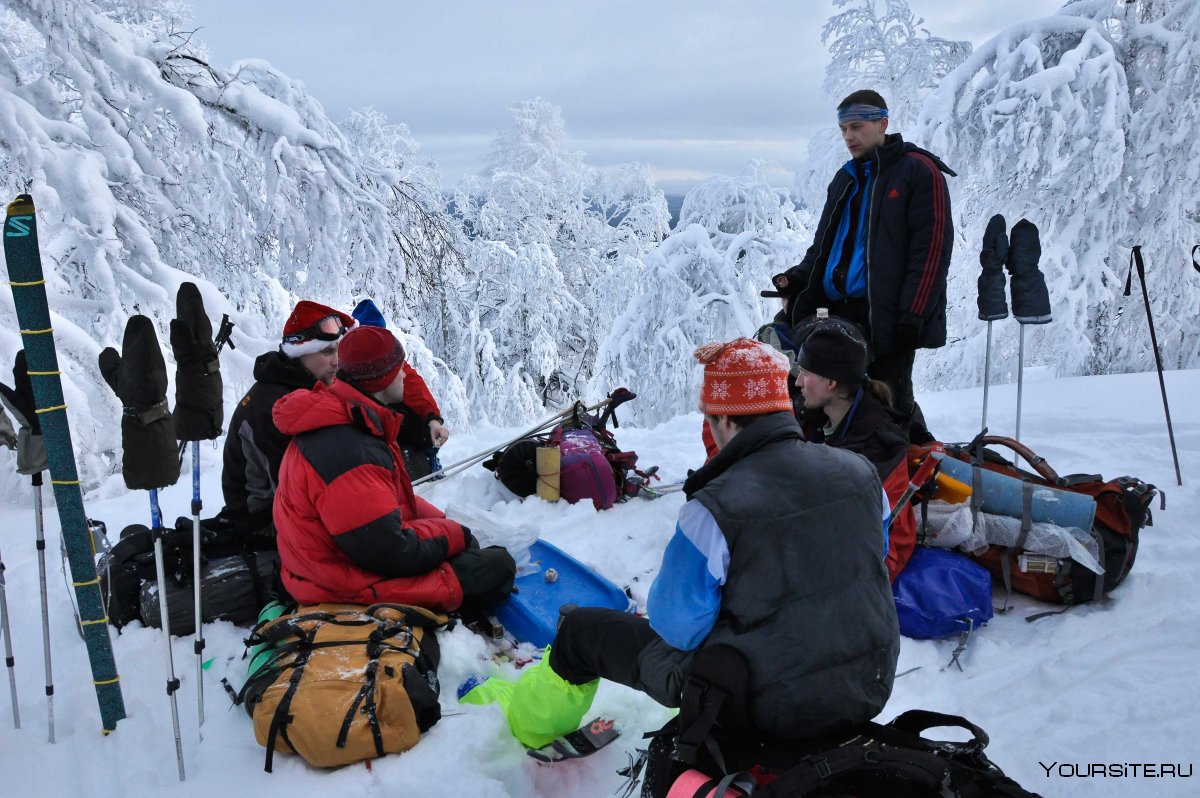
[191,442,205,731]
[1014,326,1026,443]
[1126,247,1183,486]
[981,320,994,432]
[150,489,186,781]
[32,472,55,743]
[413,396,615,487]
[0,542,18,728]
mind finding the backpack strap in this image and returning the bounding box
[263,626,317,773]
[998,480,1035,613]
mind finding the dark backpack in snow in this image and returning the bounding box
[635,646,1042,798]
[99,514,278,633]
[484,394,650,509]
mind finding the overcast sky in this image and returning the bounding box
[184,0,1063,192]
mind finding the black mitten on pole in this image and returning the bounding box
[0,350,49,475]
[170,282,223,442]
[977,214,1009,322]
[98,316,180,490]
[1006,219,1052,324]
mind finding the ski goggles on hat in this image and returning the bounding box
[283,315,348,345]
[837,104,888,124]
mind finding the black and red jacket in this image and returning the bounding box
[272,379,467,610]
[785,134,955,355]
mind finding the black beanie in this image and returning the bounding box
[797,321,869,384]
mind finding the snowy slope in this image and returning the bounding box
[0,369,1197,798]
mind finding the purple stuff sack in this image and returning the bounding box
[552,425,618,510]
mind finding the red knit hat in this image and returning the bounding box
[337,326,406,394]
[280,300,356,358]
[695,338,792,415]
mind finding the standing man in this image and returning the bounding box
[776,90,955,443]
[221,300,355,541]
[463,338,898,748]
[271,326,514,611]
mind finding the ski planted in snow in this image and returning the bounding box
[527,717,620,764]
[3,194,126,733]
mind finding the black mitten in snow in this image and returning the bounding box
[1006,219,1052,324]
[170,282,224,442]
[0,350,49,475]
[99,315,180,490]
[977,214,1009,322]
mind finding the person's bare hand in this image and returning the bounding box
[428,419,450,447]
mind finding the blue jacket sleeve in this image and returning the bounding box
[881,485,891,560]
[647,500,728,651]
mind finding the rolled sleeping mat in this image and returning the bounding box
[932,452,1096,531]
[246,600,290,679]
[535,446,561,502]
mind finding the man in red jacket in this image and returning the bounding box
[272,325,514,611]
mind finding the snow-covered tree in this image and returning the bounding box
[591,165,811,425]
[914,0,1200,390]
[0,0,468,492]
[822,0,972,130]
[455,99,668,413]
[795,0,970,209]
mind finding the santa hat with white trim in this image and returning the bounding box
[279,300,356,359]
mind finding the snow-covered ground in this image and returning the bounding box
[0,368,1197,798]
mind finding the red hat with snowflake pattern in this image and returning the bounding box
[695,338,792,415]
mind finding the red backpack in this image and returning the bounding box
[908,435,1160,608]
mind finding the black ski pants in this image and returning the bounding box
[868,349,932,444]
[549,607,693,708]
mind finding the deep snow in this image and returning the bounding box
[0,368,1197,798]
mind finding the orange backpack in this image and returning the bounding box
[237,603,447,770]
[909,436,1160,608]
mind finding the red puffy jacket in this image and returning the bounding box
[272,379,467,610]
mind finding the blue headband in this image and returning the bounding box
[838,103,888,123]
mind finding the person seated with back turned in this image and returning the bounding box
[271,325,515,611]
[794,315,917,581]
[350,298,449,480]
[464,338,898,747]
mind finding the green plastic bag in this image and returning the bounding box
[459,647,598,748]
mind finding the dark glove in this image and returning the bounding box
[99,315,179,490]
[170,282,224,441]
[977,214,1009,321]
[0,350,49,475]
[893,323,920,352]
[1006,219,1052,324]
[461,525,478,550]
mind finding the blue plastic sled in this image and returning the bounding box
[490,539,634,647]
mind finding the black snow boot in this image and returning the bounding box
[977,214,1009,321]
[170,282,224,441]
[99,315,181,490]
[1006,219,1052,324]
